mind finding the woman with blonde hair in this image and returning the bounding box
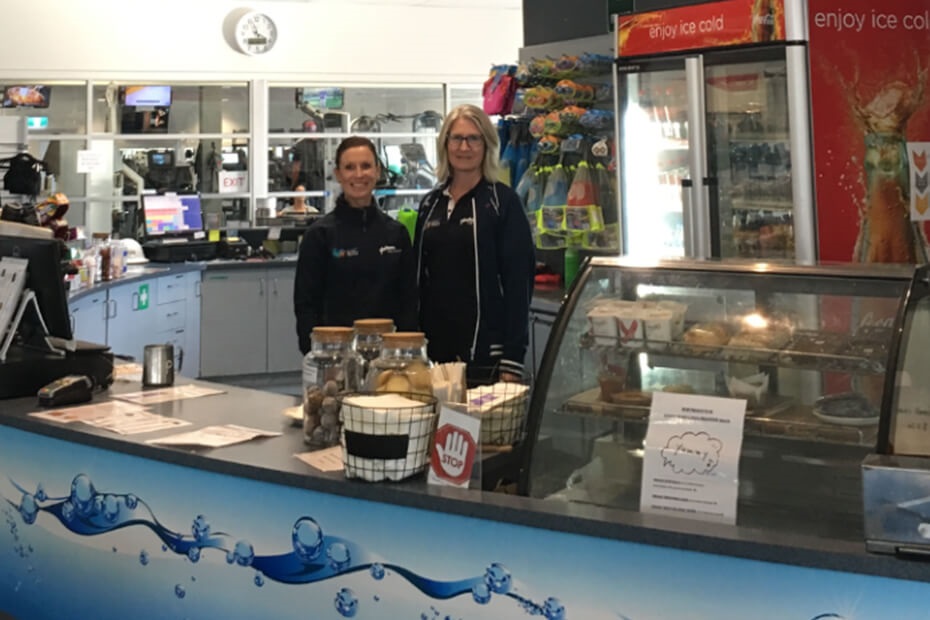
[413,104,535,384]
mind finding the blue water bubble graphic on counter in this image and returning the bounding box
[544,597,565,620]
[472,582,491,605]
[292,517,324,562]
[70,474,94,515]
[192,515,210,542]
[484,563,511,594]
[233,540,254,566]
[103,495,120,522]
[19,494,37,525]
[5,473,575,617]
[327,542,351,571]
[334,587,358,617]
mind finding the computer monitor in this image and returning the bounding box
[142,193,204,238]
[121,86,172,107]
[2,85,51,108]
[147,150,175,169]
[0,234,72,341]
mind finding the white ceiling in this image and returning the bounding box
[300,0,522,8]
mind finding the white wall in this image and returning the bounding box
[0,1,522,83]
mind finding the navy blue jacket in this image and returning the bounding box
[294,196,417,354]
[414,180,535,377]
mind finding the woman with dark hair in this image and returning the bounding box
[413,104,535,384]
[293,136,417,354]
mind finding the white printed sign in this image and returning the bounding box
[218,170,249,194]
[640,392,747,524]
[76,150,105,173]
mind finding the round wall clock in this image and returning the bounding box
[227,9,278,56]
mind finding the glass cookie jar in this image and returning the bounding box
[352,318,395,384]
[366,332,432,396]
[302,326,360,447]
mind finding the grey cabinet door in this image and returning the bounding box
[200,269,266,377]
[106,281,155,362]
[266,267,301,373]
[183,272,202,378]
[69,293,108,346]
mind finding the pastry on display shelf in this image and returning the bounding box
[682,321,732,347]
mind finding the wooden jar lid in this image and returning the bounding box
[381,331,426,348]
[312,326,354,343]
[353,318,395,335]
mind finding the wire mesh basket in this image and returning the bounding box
[339,391,438,482]
[465,380,531,446]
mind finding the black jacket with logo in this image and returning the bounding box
[414,180,535,377]
[294,196,417,354]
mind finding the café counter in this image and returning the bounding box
[1,377,929,619]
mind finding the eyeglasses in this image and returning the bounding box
[448,134,484,148]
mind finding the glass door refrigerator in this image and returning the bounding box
[615,0,816,262]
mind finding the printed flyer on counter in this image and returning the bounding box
[640,392,747,524]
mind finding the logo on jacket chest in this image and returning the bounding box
[332,248,360,258]
[379,245,401,255]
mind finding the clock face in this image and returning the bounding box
[235,12,278,55]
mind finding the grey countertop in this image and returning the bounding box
[68,258,298,302]
[0,377,928,584]
[71,259,562,315]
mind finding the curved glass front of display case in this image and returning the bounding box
[521,257,914,540]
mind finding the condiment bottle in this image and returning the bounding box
[366,332,432,396]
[302,326,356,447]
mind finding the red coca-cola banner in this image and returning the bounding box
[617,0,785,58]
[809,1,930,263]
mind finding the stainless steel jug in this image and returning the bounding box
[143,344,175,387]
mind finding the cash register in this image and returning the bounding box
[0,232,113,399]
[140,192,217,262]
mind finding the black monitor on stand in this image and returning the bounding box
[0,234,72,346]
[0,234,114,398]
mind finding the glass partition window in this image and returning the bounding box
[0,79,482,239]
[267,84,449,213]
[0,82,87,134]
[91,83,249,135]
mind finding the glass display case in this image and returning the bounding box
[520,257,915,541]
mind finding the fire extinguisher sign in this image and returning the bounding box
[427,406,481,488]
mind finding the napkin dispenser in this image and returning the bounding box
[862,453,930,557]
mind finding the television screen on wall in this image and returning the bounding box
[122,86,172,107]
[296,87,344,110]
[2,85,51,108]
